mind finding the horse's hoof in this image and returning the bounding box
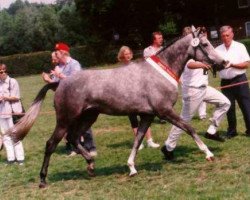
[129,171,138,177]
[39,182,47,189]
[206,156,215,162]
[87,165,95,177]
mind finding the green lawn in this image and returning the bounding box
[0,72,249,200]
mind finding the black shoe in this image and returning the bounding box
[161,145,174,161]
[205,132,225,142]
[225,132,238,139]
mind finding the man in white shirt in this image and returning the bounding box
[215,25,250,138]
[143,31,163,58]
[161,27,231,160]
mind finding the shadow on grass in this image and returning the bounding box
[49,161,163,183]
[106,139,132,148]
[161,144,222,164]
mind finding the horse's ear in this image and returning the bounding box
[196,27,201,36]
[191,25,196,32]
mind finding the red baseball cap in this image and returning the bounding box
[55,42,70,52]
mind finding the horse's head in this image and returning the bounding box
[187,26,229,69]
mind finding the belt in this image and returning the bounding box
[185,85,207,89]
[221,73,245,82]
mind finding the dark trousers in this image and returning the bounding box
[221,73,250,134]
[82,128,96,151]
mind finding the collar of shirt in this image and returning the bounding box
[0,76,10,84]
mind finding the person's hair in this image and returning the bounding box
[151,31,163,42]
[0,63,7,71]
[220,25,233,34]
[182,26,192,36]
[199,26,207,34]
[117,46,133,62]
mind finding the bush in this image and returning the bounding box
[241,38,250,53]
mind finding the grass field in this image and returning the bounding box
[0,71,250,200]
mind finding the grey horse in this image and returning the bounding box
[8,28,228,187]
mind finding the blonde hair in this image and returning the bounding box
[117,46,133,62]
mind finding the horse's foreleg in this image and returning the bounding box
[39,125,67,188]
[127,115,154,176]
[161,109,214,160]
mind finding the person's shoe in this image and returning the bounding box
[205,132,225,142]
[138,143,144,150]
[225,132,238,139]
[159,119,167,124]
[199,116,207,120]
[5,160,15,165]
[17,160,24,166]
[161,145,174,161]
[68,151,77,157]
[89,150,98,157]
[147,139,160,148]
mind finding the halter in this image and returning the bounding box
[189,32,217,77]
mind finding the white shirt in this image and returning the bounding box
[215,40,250,79]
[0,76,22,118]
[143,45,162,58]
[181,59,208,88]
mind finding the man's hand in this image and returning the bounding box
[42,72,52,83]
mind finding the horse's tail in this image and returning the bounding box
[7,82,59,143]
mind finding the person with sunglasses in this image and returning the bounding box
[0,63,25,165]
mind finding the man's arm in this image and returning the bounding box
[230,61,250,69]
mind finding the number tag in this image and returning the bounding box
[191,38,200,47]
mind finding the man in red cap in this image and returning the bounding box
[42,42,81,82]
[42,42,97,157]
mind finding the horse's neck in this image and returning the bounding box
[158,35,192,78]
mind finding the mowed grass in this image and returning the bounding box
[0,70,250,200]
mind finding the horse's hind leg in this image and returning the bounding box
[159,108,214,160]
[127,114,154,176]
[39,124,67,188]
[70,113,99,176]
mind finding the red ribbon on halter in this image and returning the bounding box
[150,55,179,82]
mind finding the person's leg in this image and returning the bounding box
[0,133,3,151]
[203,86,230,141]
[145,128,160,148]
[221,80,237,137]
[129,115,144,150]
[164,87,205,153]
[82,128,97,156]
[198,102,207,120]
[0,118,15,163]
[234,75,250,135]
[4,118,25,164]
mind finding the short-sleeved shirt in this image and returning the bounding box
[143,45,162,58]
[52,57,82,82]
[215,40,250,79]
[181,59,208,88]
[0,76,22,118]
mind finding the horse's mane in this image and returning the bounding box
[156,35,186,55]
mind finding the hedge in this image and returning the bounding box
[0,45,121,77]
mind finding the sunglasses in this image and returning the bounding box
[0,70,6,74]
